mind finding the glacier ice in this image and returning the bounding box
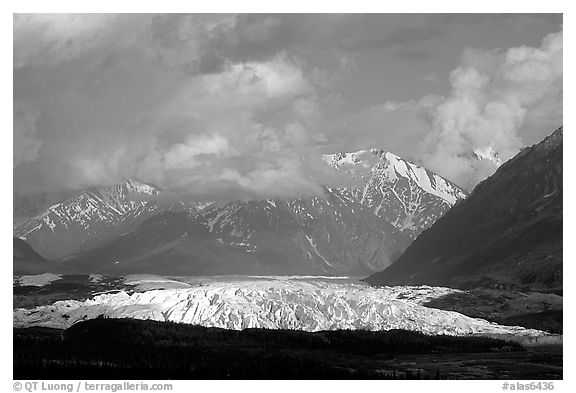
[13,277,546,338]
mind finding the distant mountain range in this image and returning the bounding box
[14,148,467,276]
[14,180,209,260]
[63,190,410,276]
[14,180,163,260]
[366,127,563,290]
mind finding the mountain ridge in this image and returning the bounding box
[14,148,467,275]
[323,149,467,237]
[365,127,563,290]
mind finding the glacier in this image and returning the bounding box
[13,276,546,338]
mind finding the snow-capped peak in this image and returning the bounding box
[121,179,160,196]
[323,148,467,205]
[13,179,164,259]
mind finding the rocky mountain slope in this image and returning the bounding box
[63,188,411,276]
[13,190,73,229]
[13,238,78,275]
[323,149,467,238]
[13,180,209,260]
[366,127,563,290]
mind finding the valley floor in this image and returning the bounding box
[12,274,563,380]
[13,318,562,380]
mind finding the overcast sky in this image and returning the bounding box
[13,14,563,199]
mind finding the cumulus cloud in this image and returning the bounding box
[323,28,562,190]
[55,53,330,198]
[13,14,341,199]
[13,14,562,198]
[417,30,562,188]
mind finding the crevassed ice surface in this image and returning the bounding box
[13,277,545,337]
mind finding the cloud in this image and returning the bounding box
[418,29,562,189]
[326,96,438,162]
[333,20,446,53]
[163,14,447,64]
[394,48,433,61]
[13,15,562,198]
[162,134,231,170]
[13,14,145,69]
[322,28,562,191]
[422,73,438,83]
[13,14,339,199]
[13,102,42,167]
[154,148,356,202]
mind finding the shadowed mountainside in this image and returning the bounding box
[13,237,77,275]
[366,127,563,290]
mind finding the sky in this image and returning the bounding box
[13,14,563,200]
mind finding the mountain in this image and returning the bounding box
[195,193,411,275]
[13,237,76,275]
[14,148,466,275]
[13,180,207,260]
[13,237,45,261]
[61,149,466,276]
[323,149,467,238]
[366,127,563,290]
[13,190,73,229]
[66,188,411,276]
